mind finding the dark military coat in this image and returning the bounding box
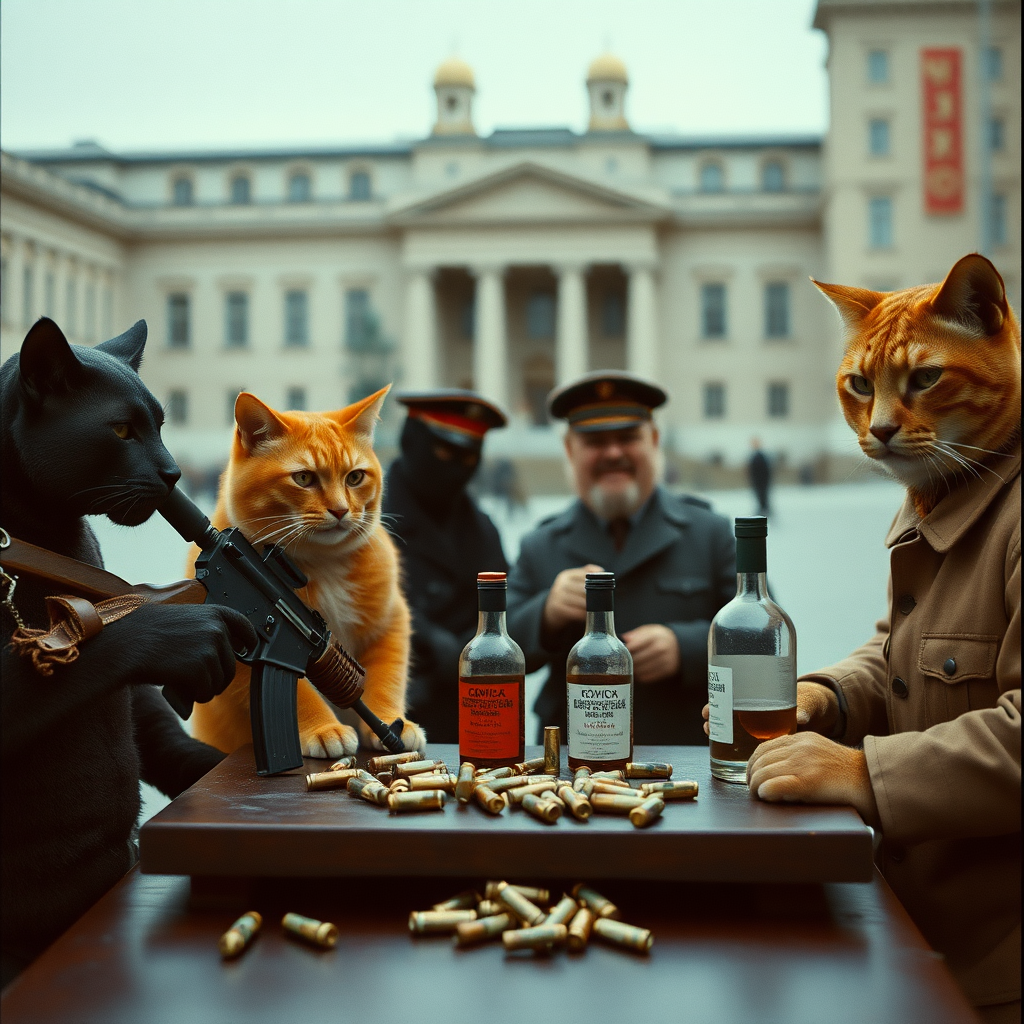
[383,464,507,743]
[506,487,736,745]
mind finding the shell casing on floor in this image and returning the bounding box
[374,771,395,787]
[571,884,620,920]
[387,790,447,813]
[475,899,502,917]
[218,911,262,958]
[388,779,410,793]
[566,906,594,951]
[455,763,476,803]
[408,773,457,793]
[545,793,566,810]
[573,777,595,798]
[408,910,477,934]
[455,912,515,946]
[328,756,356,771]
[484,774,535,794]
[347,777,389,806]
[305,770,359,792]
[368,750,423,772]
[591,793,647,814]
[590,770,626,781]
[589,779,634,797]
[543,726,560,774]
[629,795,665,828]
[507,779,557,804]
[473,783,504,815]
[522,793,561,823]
[625,762,673,779]
[512,757,546,775]
[282,913,338,948]
[589,775,632,789]
[492,882,546,925]
[394,758,448,779]
[592,917,653,954]
[573,766,592,783]
[475,766,514,781]
[431,889,479,912]
[502,923,568,951]
[544,895,580,928]
[557,784,593,820]
[639,779,699,800]
[484,882,550,905]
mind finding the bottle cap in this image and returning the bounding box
[584,572,616,590]
[477,572,507,589]
[734,517,767,539]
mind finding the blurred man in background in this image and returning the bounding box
[748,437,771,517]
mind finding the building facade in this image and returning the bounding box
[1,0,1019,487]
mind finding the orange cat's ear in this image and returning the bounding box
[333,384,391,441]
[235,392,288,453]
[811,279,883,334]
[930,253,1008,336]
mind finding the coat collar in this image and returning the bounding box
[885,437,1022,552]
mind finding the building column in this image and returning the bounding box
[4,235,26,331]
[555,264,588,385]
[626,263,659,380]
[473,264,508,410]
[403,268,439,389]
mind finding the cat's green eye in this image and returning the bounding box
[346,469,366,488]
[911,366,943,390]
[292,470,316,488]
[112,423,131,440]
[849,375,873,397]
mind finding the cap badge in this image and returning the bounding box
[596,381,615,399]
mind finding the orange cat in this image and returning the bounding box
[189,385,424,757]
[813,253,1021,517]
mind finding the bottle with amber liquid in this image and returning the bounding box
[708,516,797,783]
[458,572,526,770]
[566,572,633,773]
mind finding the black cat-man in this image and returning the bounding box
[0,317,256,987]
[382,390,507,743]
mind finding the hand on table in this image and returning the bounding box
[542,564,604,633]
[699,681,840,737]
[622,624,680,683]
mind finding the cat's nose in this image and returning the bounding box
[328,508,348,521]
[870,424,900,445]
[159,466,182,490]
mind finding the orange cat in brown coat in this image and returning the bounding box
[189,385,424,756]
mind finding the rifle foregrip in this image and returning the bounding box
[306,640,365,708]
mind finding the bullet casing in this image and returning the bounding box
[473,783,504,815]
[573,777,595,798]
[512,757,546,775]
[543,726,560,775]
[590,770,626,781]
[455,763,476,803]
[431,890,479,912]
[557,784,593,820]
[544,895,580,928]
[218,911,262,958]
[573,766,592,783]
[484,774,535,794]
[493,882,546,925]
[591,793,647,814]
[388,790,447,813]
[572,884,620,920]
[476,766,513,781]
[347,777,389,806]
[305,770,360,791]
[368,750,423,772]
[408,910,477,934]
[522,793,561,823]
[455,913,515,946]
[282,913,338,948]
[629,795,665,828]
[507,779,557,804]
[375,771,395,787]
[566,907,594,951]
[590,779,636,796]
[328,756,356,771]
[389,779,411,793]
[476,900,502,917]
[625,762,673,779]
[592,917,654,954]
[408,773,457,793]
[395,758,447,779]
[502,923,568,951]
[483,881,549,903]
[639,780,699,800]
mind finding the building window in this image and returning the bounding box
[227,388,245,426]
[172,176,194,206]
[286,386,307,410]
[102,285,113,337]
[601,292,625,337]
[764,283,790,339]
[460,297,475,340]
[22,265,34,327]
[284,289,309,346]
[703,382,726,419]
[0,258,7,324]
[349,171,371,201]
[288,172,311,203]
[869,197,893,249]
[699,162,725,193]
[168,293,190,348]
[984,46,1003,82]
[701,283,727,339]
[345,288,371,349]
[526,292,556,340]
[768,382,790,418]
[66,279,77,334]
[761,161,785,192]
[226,292,249,347]
[988,117,1005,153]
[990,194,1007,246]
[84,281,96,341]
[869,118,891,156]
[44,271,56,318]
[229,175,252,205]
[167,389,188,425]
[867,49,889,84]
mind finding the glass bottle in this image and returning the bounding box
[708,517,797,783]
[566,572,634,772]
[458,572,526,770]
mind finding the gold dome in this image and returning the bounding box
[434,56,475,89]
[587,53,628,84]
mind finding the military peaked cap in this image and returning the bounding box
[397,389,507,448]
[547,371,667,432]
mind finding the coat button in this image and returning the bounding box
[897,594,916,615]
[943,658,957,676]
[891,677,909,698]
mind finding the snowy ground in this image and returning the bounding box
[90,476,906,826]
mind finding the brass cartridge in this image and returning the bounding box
[408,773,457,793]
[368,750,423,772]
[625,761,673,779]
[566,906,594,951]
[574,777,595,799]
[629,795,665,828]
[591,793,646,814]
[571,884,620,920]
[492,881,546,925]
[639,780,699,800]
[543,726,560,775]
[545,793,566,810]
[475,900,503,917]
[473,783,504,815]
[305,770,360,792]
[408,910,477,935]
[573,765,591,784]
[590,770,626,781]
[218,911,262,958]
[521,793,561,824]
[282,913,338,948]
[484,881,550,905]
[507,779,557,805]
[394,758,447,779]
[476,766,514,781]
[455,912,515,946]
[512,756,546,775]
[388,779,411,793]
[374,771,395,787]
[589,780,635,797]
[328,756,357,771]
[483,775,534,794]
[455,763,476,803]
[557,784,593,821]
[431,889,479,912]
[592,917,653,954]
[387,790,447,813]
[544,895,580,928]
[347,776,389,806]
[502,923,568,951]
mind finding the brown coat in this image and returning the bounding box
[801,440,1021,1008]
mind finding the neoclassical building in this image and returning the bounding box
[1,0,1019,485]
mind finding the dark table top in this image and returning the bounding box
[140,744,875,883]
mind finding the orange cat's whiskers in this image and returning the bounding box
[932,441,1006,482]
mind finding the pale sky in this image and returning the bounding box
[1,0,828,153]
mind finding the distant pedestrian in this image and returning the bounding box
[748,437,771,516]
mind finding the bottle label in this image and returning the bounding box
[707,665,733,744]
[708,655,796,711]
[567,679,632,761]
[459,677,522,761]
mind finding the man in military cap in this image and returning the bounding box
[506,371,736,745]
[383,390,508,743]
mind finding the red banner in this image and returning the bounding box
[921,48,963,214]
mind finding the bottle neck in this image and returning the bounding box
[585,609,616,635]
[477,609,509,635]
[736,572,769,600]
